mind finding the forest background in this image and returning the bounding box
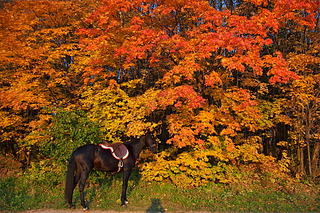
[0,0,319,202]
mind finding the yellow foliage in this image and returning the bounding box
[82,85,161,140]
[141,148,216,187]
[82,85,130,142]
[141,135,279,188]
[0,111,22,128]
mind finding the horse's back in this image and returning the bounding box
[71,144,97,170]
[71,144,119,172]
[72,144,97,156]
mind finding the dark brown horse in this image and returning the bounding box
[65,131,157,210]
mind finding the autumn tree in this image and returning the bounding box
[77,0,318,186]
[252,0,320,178]
[0,0,99,161]
[0,0,318,186]
[284,15,320,177]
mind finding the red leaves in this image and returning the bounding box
[78,0,317,151]
[264,52,299,84]
[274,0,319,29]
[158,85,206,110]
[227,89,258,113]
[205,71,222,87]
[81,0,307,87]
[167,126,205,148]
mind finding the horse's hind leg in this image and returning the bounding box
[73,172,80,193]
[74,172,80,189]
[66,171,80,209]
[79,171,90,210]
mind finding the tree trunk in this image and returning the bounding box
[311,141,320,178]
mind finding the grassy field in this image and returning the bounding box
[1,169,320,212]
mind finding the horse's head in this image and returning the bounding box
[145,131,157,153]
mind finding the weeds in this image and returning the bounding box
[0,171,320,212]
[1,169,320,212]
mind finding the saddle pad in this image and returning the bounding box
[99,144,129,160]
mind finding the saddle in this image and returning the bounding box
[99,141,129,172]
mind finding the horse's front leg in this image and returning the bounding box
[121,168,132,206]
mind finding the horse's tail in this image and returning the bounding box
[65,156,76,207]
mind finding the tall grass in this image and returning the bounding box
[1,168,319,212]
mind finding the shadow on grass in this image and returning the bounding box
[146,198,165,213]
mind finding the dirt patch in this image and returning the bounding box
[0,155,22,178]
[20,209,198,213]
[21,210,146,213]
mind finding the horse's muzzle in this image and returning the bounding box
[149,144,157,153]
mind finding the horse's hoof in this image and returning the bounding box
[121,199,128,207]
[67,204,75,209]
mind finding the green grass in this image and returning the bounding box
[1,170,319,212]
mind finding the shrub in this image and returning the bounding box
[25,108,102,186]
[40,108,102,166]
[141,136,291,188]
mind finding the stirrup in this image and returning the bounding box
[117,159,123,172]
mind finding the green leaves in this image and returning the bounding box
[41,108,101,164]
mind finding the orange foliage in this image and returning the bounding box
[77,0,318,185]
[0,0,319,184]
[0,0,99,158]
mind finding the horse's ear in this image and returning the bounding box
[145,128,152,135]
[152,125,162,136]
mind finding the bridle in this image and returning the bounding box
[145,131,157,151]
[148,144,157,151]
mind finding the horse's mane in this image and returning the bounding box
[124,135,144,146]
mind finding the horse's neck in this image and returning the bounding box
[126,136,145,159]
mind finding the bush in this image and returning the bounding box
[141,138,291,188]
[24,108,103,187]
[41,108,102,165]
